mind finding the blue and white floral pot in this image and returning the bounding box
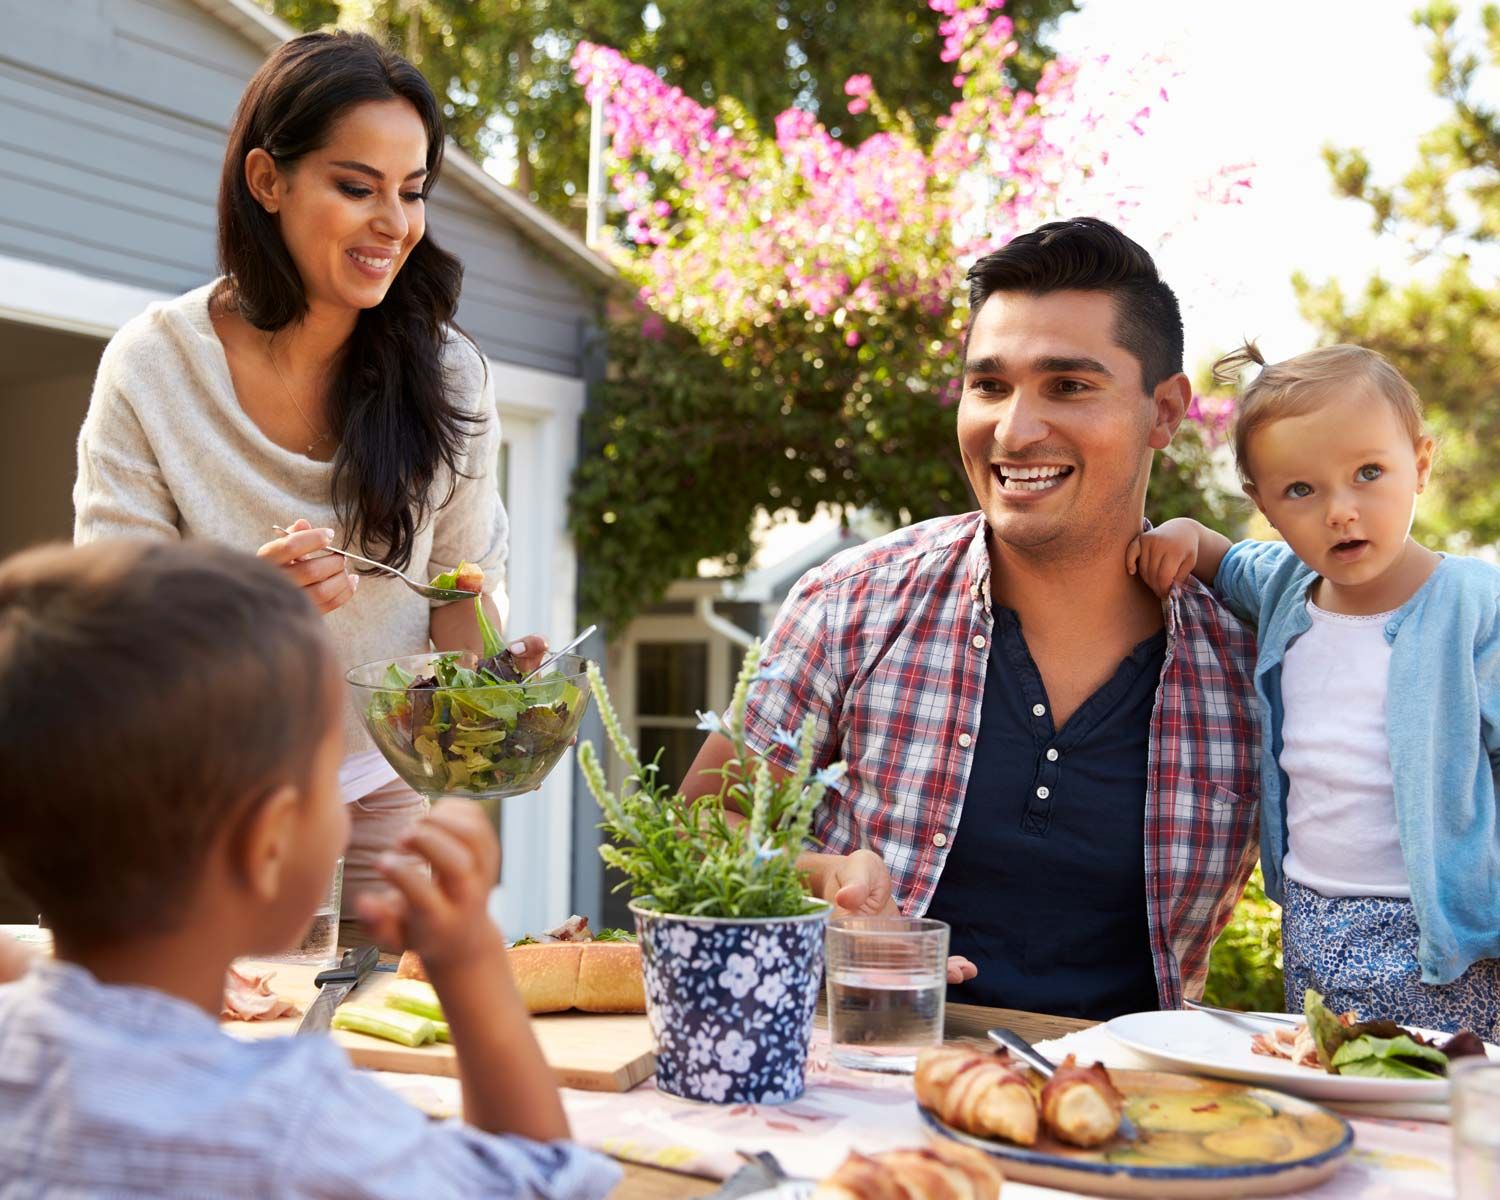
[630,900,830,1104]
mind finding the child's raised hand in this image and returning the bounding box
[0,932,33,984]
[356,799,504,973]
[1127,521,1200,598]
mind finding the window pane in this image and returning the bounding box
[636,642,707,717]
[637,724,703,794]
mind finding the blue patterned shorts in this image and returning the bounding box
[1281,880,1500,1038]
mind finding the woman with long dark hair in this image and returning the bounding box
[73,31,543,924]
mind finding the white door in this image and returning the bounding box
[487,363,584,937]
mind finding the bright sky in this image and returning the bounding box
[1052,0,1453,375]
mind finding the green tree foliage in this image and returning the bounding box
[1203,864,1286,1014]
[1297,2,1500,548]
[265,0,1077,222]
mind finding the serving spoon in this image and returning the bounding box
[520,624,598,683]
[270,525,475,602]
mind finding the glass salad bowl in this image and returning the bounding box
[347,649,592,807]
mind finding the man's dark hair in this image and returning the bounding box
[964,217,1184,391]
[0,540,334,947]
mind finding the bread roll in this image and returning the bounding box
[812,1151,906,1200]
[914,1045,1039,1147]
[397,942,645,1015]
[814,1141,1003,1199]
[1039,1055,1123,1147]
[575,942,648,1013]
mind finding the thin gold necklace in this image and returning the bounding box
[264,335,333,456]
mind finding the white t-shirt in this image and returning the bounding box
[1280,598,1409,898]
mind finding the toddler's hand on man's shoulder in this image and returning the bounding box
[1127,519,1202,599]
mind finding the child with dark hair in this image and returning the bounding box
[0,540,617,1197]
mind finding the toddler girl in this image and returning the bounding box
[1129,343,1500,1035]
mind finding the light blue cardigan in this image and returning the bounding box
[1215,540,1500,985]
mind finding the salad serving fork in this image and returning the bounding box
[271,525,476,602]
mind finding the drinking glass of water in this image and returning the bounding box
[1453,1057,1500,1200]
[826,915,949,1072]
[264,856,343,967]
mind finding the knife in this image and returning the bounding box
[296,944,380,1035]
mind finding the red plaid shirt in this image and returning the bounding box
[743,513,1262,1007]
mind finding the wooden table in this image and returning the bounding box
[611,1002,1096,1199]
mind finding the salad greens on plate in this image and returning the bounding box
[1303,989,1484,1080]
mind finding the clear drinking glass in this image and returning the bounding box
[1453,1057,1500,1199]
[264,856,343,967]
[826,915,949,1072]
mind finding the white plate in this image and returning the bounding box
[1105,1010,1500,1102]
[735,1187,811,1200]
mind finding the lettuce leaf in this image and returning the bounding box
[475,594,502,659]
[1304,989,1350,1072]
[1331,1034,1448,1079]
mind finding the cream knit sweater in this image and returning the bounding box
[73,282,510,756]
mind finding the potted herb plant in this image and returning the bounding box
[579,642,844,1104]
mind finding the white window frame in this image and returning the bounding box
[603,595,744,797]
[488,359,585,937]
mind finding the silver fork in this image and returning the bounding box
[1183,997,1302,1027]
[271,525,476,602]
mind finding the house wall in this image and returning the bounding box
[0,0,597,376]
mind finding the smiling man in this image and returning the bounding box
[682,218,1263,1017]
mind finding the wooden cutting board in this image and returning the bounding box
[226,961,656,1093]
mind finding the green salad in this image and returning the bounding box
[365,596,583,794]
[1304,989,1484,1080]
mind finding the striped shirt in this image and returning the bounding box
[742,513,1262,1007]
[0,960,620,1199]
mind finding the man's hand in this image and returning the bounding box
[1126,520,1200,599]
[947,955,978,985]
[356,800,503,971]
[820,848,900,916]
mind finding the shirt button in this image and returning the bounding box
[932,833,948,848]
[1036,786,1050,799]
[972,634,987,649]
[1385,622,1399,637]
[1032,703,1046,718]
[1046,748,1059,762]
[958,732,972,748]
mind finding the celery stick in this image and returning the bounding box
[331,1003,435,1047]
[433,1019,451,1043]
[385,979,445,1023]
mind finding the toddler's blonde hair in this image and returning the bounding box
[1214,342,1427,484]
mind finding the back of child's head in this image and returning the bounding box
[1216,341,1427,483]
[0,539,334,948]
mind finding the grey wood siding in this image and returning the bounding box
[0,0,595,375]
